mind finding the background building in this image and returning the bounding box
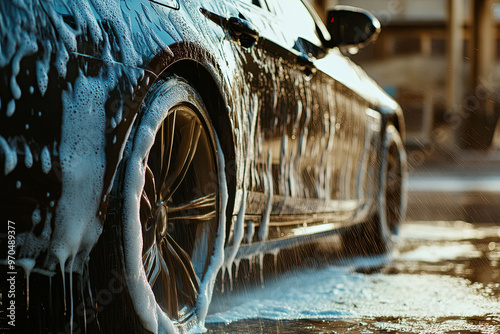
[313,0,500,153]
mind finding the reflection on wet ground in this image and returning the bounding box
[206,221,500,333]
[207,317,500,334]
[390,222,500,299]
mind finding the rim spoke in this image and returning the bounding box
[168,192,217,221]
[169,211,217,221]
[161,118,202,201]
[156,246,178,319]
[162,235,199,305]
[157,111,177,196]
[165,234,200,291]
[143,245,160,286]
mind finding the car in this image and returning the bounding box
[0,0,407,333]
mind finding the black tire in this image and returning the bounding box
[342,125,407,255]
[92,77,226,333]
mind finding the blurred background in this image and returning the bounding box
[312,0,500,224]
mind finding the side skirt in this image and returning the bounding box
[231,203,372,259]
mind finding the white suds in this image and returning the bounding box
[32,207,41,225]
[6,99,15,117]
[49,74,106,275]
[258,150,273,242]
[195,134,228,327]
[11,75,22,100]
[122,104,172,334]
[36,59,49,97]
[24,143,33,168]
[0,136,17,175]
[41,146,52,174]
[17,258,35,311]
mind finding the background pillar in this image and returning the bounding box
[446,0,464,148]
[461,0,496,149]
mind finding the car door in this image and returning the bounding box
[259,0,370,220]
[199,0,310,215]
[202,0,370,223]
[228,0,344,219]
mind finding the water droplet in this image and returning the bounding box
[6,100,15,117]
[32,208,41,225]
[41,146,52,174]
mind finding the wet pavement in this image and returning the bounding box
[205,221,500,333]
[205,152,500,333]
[406,153,500,224]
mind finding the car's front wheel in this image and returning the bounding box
[97,77,227,333]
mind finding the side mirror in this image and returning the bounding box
[326,6,381,49]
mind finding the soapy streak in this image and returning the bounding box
[122,81,228,333]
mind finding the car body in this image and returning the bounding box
[0,0,407,333]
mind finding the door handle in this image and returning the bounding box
[200,8,259,48]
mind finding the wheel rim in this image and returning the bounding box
[385,143,402,234]
[139,103,218,323]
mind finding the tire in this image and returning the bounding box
[92,76,226,333]
[342,125,407,255]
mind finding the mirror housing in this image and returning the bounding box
[325,6,381,49]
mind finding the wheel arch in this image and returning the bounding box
[376,105,405,141]
[390,106,406,143]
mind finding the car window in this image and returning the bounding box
[270,0,323,48]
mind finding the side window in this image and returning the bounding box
[272,0,322,48]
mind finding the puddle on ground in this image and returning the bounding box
[207,316,500,334]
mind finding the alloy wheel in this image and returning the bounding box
[139,103,219,323]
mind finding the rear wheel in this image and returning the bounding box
[342,125,407,255]
[377,125,407,249]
